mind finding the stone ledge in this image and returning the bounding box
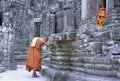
[51,29,78,41]
[16,55,27,59]
[41,66,120,81]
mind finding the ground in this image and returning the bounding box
[0,65,47,81]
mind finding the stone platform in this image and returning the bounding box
[42,66,120,81]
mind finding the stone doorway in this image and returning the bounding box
[0,12,2,26]
[34,22,41,37]
[97,0,106,8]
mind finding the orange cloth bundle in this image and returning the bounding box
[31,37,39,47]
[97,8,106,27]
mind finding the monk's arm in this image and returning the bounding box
[44,37,51,47]
[43,42,50,47]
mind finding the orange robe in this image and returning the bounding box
[26,38,44,72]
[97,7,106,27]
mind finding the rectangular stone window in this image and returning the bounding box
[0,12,2,26]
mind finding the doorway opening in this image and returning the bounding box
[34,22,41,37]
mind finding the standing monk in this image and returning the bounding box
[26,37,49,77]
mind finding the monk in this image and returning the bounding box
[26,37,49,77]
[97,6,106,27]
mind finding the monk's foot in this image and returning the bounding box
[32,74,39,78]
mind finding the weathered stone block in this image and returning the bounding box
[87,42,102,54]
[112,41,120,55]
[66,32,77,40]
[92,31,111,42]
[8,62,17,70]
[111,28,120,41]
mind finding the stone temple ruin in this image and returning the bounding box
[0,0,120,81]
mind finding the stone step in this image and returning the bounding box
[15,38,29,42]
[51,56,113,64]
[14,52,28,55]
[70,57,112,64]
[71,66,117,77]
[51,61,118,73]
[41,66,120,81]
[14,47,28,52]
[71,62,118,70]
[51,56,71,61]
[52,52,103,57]
[16,55,28,60]
[51,60,71,66]
[17,61,26,65]
[51,60,118,71]
[51,49,73,52]
[15,39,29,47]
[42,58,51,67]
[15,42,29,47]
[51,64,70,70]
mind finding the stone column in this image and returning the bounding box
[75,0,81,29]
[0,26,5,72]
[1,23,16,70]
[48,13,55,34]
[46,12,55,36]
[41,12,50,37]
[105,0,120,30]
[106,0,114,14]
[2,1,17,70]
[81,0,87,19]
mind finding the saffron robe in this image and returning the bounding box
[26,38,44,72]
[97,7,106,27]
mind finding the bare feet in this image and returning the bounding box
[32,74,39,78]
[32,70,39,78]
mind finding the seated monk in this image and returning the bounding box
[97,7,106,27]
[26,37,50,77]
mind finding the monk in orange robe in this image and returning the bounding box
[97,7,106,27]
[26,37,49,77]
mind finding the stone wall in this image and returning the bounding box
[0,0,17,70]
[10,1,30,65]
[41,0,120,81]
